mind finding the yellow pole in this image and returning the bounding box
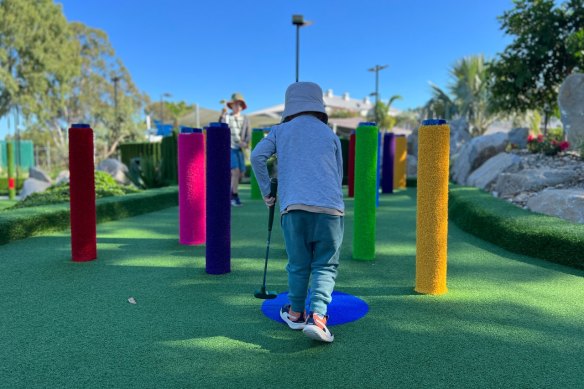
[393,135,407,189]
[415,120,450,295]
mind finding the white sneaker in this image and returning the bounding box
[279,304,306,330]
[303,312,334,342]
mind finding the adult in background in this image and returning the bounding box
[220,92,251,207]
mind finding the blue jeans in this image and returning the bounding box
[281,210,344,315]
[230,148,245,171]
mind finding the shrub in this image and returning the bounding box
[0,186,178,246]
[527,134,569,156]
[449,185,584,270]
[8,171,139,209]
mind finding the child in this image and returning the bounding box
[220,92,251,207]
[251,82,344,343]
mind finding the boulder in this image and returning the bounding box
[407,129,418,158]
[55,170,70,185]
[19,178,51,200]
[494,168,579,197]
[558,73,584,148]
[451,132,509,185]
[407,155,418,178]
[28,167,52,183]
[449,118,472,156]
[97,158,130,185]
[508,127,529,149]
[407,118,471,159]
[527,189,584,224]
[467,152,522,190]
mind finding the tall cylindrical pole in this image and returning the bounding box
[6,142,15,200]
[376,131,381,206]
[394,135,407,189]
[178,127,205,245]
[250,129,264,200]
[69,123,97,262]
[296,25,300,82]
[415,119,450,295]
[353,122,378,261]
[382,132,395,193]
[206,122,231,274]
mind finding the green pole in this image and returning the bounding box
[7,142,15,200]
[250,129,264,199]
[352,122,379,260]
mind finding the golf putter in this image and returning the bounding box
[254,178,279,299]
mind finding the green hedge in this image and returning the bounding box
[448,185,584,270]
[0,177,25,192]
[0,186,178,246]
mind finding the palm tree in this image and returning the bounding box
[422,82,458,120]
[422,55,496,136]
[448,55,495,135]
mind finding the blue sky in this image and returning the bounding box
[2,0,515,138]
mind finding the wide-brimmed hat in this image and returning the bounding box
[226,92,247,110]
[281,82,327,122]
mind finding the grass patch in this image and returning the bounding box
[449,185,584,269]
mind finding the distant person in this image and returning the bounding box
[251,82,344,343]
[220,92,251,207]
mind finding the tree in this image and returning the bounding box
[18,22,148,163]
[164,101,195,129]
[0,0,79,122]
[370,95,402,130]
[66,22,148,159]
[422,55,495,135]
[449,55,495,135]
[422,83,458,121]
[489,0,584,130]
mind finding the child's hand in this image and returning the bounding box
[263,195,276,207]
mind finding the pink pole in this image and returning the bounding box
[178,128,206,245]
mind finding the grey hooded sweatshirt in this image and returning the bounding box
[251,82,344,215]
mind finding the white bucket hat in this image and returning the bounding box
[281,82,327,122]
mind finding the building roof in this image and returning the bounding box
[247,89,400,124]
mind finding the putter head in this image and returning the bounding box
[254,288,278,300]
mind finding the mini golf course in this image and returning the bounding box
[0,186,583,387]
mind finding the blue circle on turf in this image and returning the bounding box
[261,291,368,326]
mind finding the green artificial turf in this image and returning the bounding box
[0,186,583,388]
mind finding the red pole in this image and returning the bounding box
[69,124,97,262]
[348,131,356,198]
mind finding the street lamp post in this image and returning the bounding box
[160,92,171,125]
[112,76,121,140]
[368,64,388,124]
[292,15,312,82]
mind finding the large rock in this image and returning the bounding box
[467,152,522,190]
[449,118,472,156]
[451,132,509,185]
[19,178,51,200]
[97,158,130,185]
[28,167,52,183]
[407,155,418,178]
[507,127,529,149]
[494,168,580,197]
[558,73,584,148]
[55,170,70,185]
[527,189,584,224]
[407,118,471,159]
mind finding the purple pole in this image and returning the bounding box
[205,122,231,274]
[382,132,395,194]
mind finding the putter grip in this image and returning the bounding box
[268,178,278,231]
